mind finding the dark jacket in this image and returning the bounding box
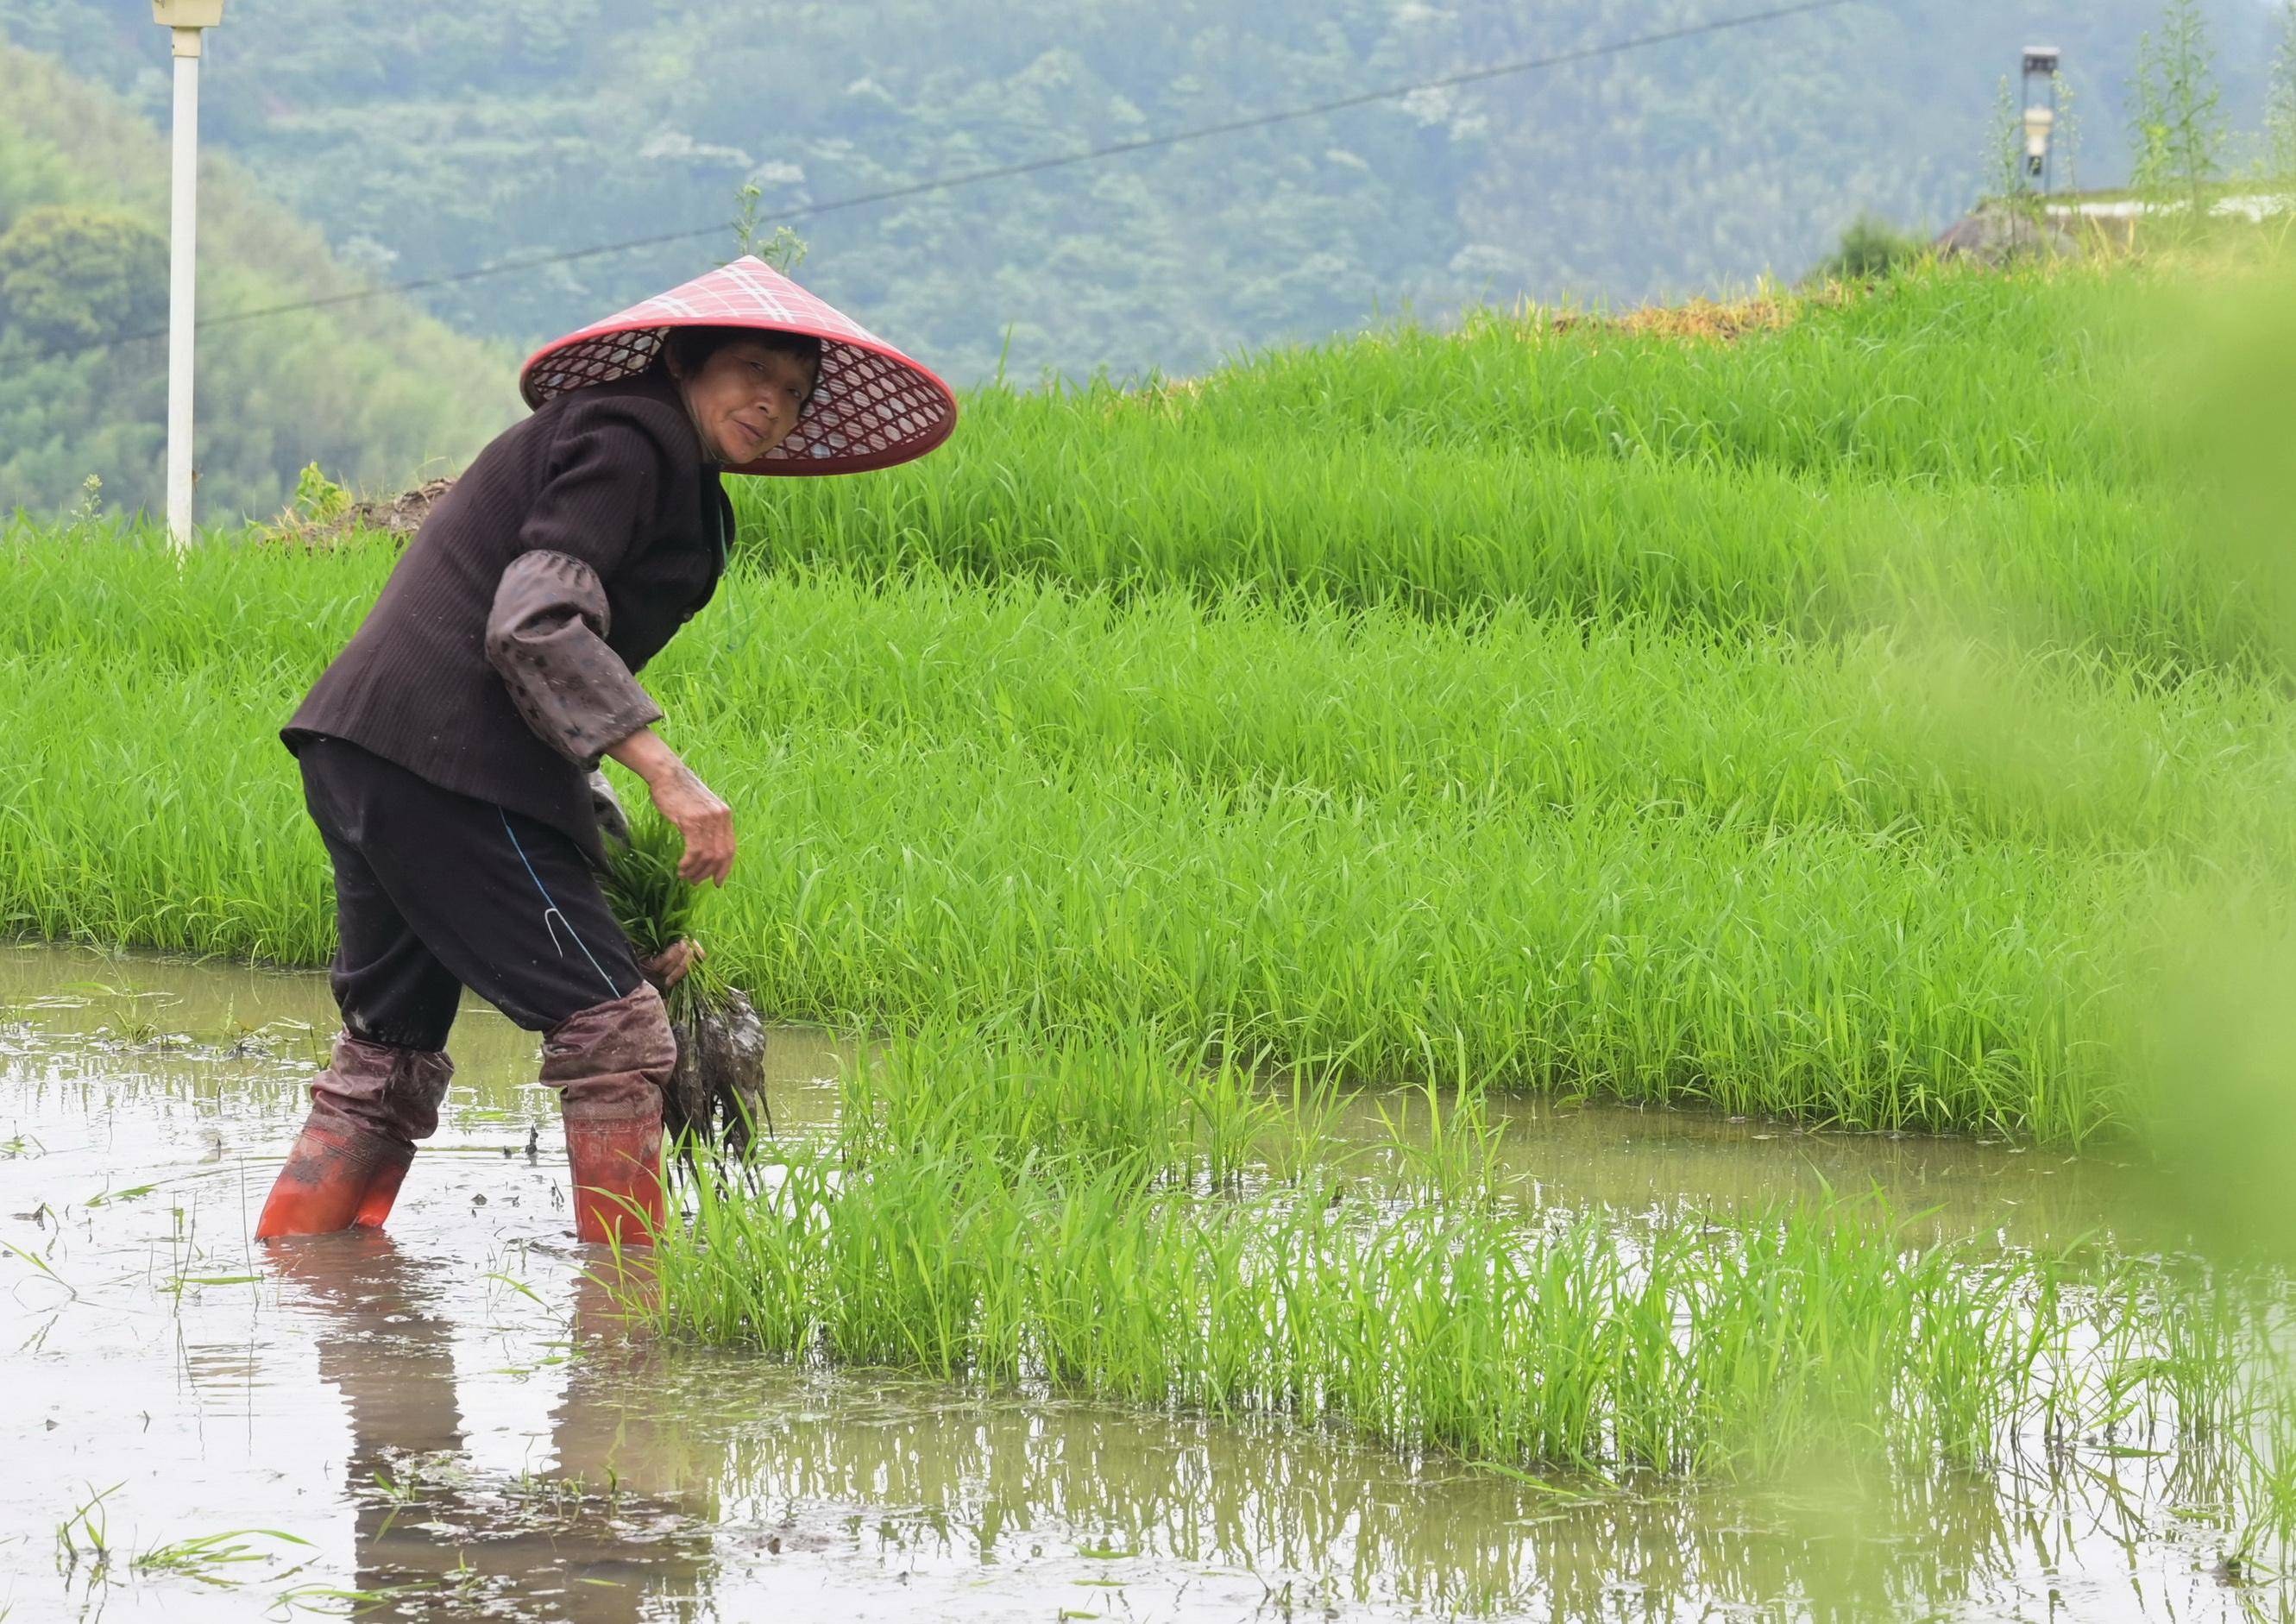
[284,368,733,864]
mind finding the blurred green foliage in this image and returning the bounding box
[2268,1,2296,186]
[2124,259,2296,1266]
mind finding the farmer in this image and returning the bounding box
[255,257,956,1246]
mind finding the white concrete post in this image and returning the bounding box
[166,31,201,548]
[154,0,224,551]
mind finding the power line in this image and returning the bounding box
[34,0,1852,363]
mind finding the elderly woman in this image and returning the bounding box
[256,258,955,1245]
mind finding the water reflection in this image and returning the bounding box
[271,1233,718,1621]
[260,1222,2169,1621]
[694,1378,2170,1621]
[1331,1086,2153,1253]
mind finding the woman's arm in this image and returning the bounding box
[485,550,664,767]
[485,392,733,883]
[486,553,733,884]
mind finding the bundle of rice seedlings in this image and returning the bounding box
[596,782,772,1155]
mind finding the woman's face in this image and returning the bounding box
[670,338,818,464]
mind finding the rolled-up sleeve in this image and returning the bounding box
[485,550,664,768]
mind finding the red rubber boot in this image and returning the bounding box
[351,1145,416,1229]
[255,1122,404,1238]
[563,1111,668,1247]
[253,1033,451,1240]
[544,985,676,1248]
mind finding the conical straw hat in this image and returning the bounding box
[519,256,957,476]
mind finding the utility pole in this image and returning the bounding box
[154,0,226,551]
[2021,47,2061,198]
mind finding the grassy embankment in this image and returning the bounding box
[8,261,2296,1508]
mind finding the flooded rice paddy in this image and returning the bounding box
[0,943,2284,1621]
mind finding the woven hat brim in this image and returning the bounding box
[519,319,957,478]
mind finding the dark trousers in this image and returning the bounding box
[298,737,644,1050]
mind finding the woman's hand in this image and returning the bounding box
[648,765,736,885]
[605,727,737,886]
[638,938,705,991]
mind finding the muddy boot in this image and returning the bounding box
[543,985,675,1247]
[255,1034,452,1240]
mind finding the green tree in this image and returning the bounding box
[1983,75,2037,216]
[2128,0,2226,214]
[2053,72,2085,197]
[1808,213,1928,282]
[0,205,166,349]
[2268,2,2296,188]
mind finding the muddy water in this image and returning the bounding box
[1330,1087,2148,1251]
[0,943,2272,1621]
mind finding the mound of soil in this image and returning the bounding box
[264,477,456,547]
[1545,294,1808,343]
[347,477,456,538]
[1934,205,2084,266]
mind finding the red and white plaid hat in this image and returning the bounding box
[519,256,957,476]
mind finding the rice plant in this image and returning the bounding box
[600,808,771,1150]
[600,807,728,1004]
[647,1067,2278,1492]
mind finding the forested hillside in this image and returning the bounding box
[0,43,514,518]
[4,0,2278,398]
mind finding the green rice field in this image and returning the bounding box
[9,259,2296,1558]
[0,545,2245,1139]
[3,286,2291,1142]
[8,261,2294,1145]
